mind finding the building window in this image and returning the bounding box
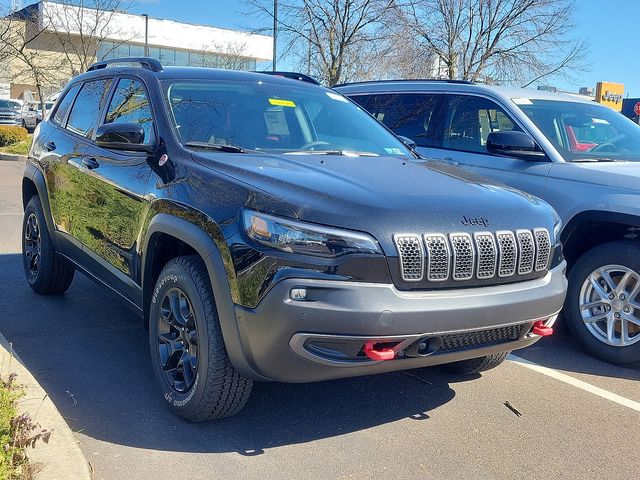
[95,41,257,71]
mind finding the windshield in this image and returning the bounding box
[164,80,411,156]
[515,99,640,161]
[0,100,20,110]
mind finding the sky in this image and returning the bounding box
[11,0,640,96]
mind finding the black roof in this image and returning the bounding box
[81,58,324,89]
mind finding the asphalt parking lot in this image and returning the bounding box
[0,160,638,480]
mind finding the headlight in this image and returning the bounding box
[243,209,382,257]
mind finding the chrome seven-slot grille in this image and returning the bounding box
[394,228,551,283]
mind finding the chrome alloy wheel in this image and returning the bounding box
[579,264,640,347]
[24,212,41,279]
[157,288,199,393]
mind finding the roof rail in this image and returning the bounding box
[257,71,320,85]
[334,78,474,88]
[87,57,163,73]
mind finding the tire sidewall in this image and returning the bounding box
[22,197,52,288]
[149,263,211,418]
[565,241,640,365]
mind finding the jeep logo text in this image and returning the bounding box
[461,215,489,227]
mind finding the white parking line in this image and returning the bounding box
[507,354,640,413]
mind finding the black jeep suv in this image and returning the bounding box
[22,58,567,421]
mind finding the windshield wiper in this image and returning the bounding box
[283,150,379,157]
[185,141,246,153]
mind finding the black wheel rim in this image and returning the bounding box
[24,212,41,279]
[157,288,199,393]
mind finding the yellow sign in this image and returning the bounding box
[268,98,296,108]
[595,82,624,111]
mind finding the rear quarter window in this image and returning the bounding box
[52,84,81,125]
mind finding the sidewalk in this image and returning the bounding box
[0,332,92,479]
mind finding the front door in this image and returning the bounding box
[428,94,551,199]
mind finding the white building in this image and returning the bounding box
[4,1,273,99]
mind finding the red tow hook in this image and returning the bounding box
[532,320,553,337]
[364,342,395,361]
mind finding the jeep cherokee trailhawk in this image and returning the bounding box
[21,59,566,421]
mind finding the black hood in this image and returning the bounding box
[192,153,557,255]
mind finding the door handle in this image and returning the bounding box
[44,141,56,152]
[439,157,459,167]
[82,157,99,169]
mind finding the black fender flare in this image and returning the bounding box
[561,210,640,245]
[142,213,268,381]
[22,162,59,249]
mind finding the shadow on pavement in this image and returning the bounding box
[0,253,460,455]
[514,332,640,381]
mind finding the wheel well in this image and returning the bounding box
[143,232,199,326]
[563,219,639,269]
[22,177,38,209]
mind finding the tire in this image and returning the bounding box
[442,352,509,374]
[149,255,253,421]
[565,241,640,366]
[22,196,74,294]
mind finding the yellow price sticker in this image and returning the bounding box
[269,98,296,108]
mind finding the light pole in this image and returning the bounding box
[272,0,277,71]
[142,14,149,57]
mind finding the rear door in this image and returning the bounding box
[40,79,111,258]
[348,93,441,158]
[428,94,551,198]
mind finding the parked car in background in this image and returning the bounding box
[21,58,566,421]
[336,80,640,366]
[0,99,24,127]
[21,101,54,131]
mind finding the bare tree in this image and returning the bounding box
[246,0,398,86]
[405,0,588,86]
[43,0,133,76]
[0,9,58,113]
[200,41,254,70]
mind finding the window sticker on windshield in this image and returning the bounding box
[384,147,405,155]
[512,98,533,105]
[269,98,296,108]
[592,118,610,125]
[326,91,348,103]
[264,111,290,135]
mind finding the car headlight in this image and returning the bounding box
[243,209,382,257]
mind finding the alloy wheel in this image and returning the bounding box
[24,213,41,280]
[157,287,199,393]
[579,264,640,347]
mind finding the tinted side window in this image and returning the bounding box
[362,94,438,147]
[443,95,520,154]
[66,79,112,138]
[104,78,155,145]
[53,84,81,125]
[349,95,371,110]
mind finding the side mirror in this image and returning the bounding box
[95,122,154,152]
[397,135,417,151]
[486,131,546,160]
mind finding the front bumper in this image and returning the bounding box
[232,261,567,382]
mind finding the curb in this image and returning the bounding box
[0,333,92,480]
[0,152,27,162]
